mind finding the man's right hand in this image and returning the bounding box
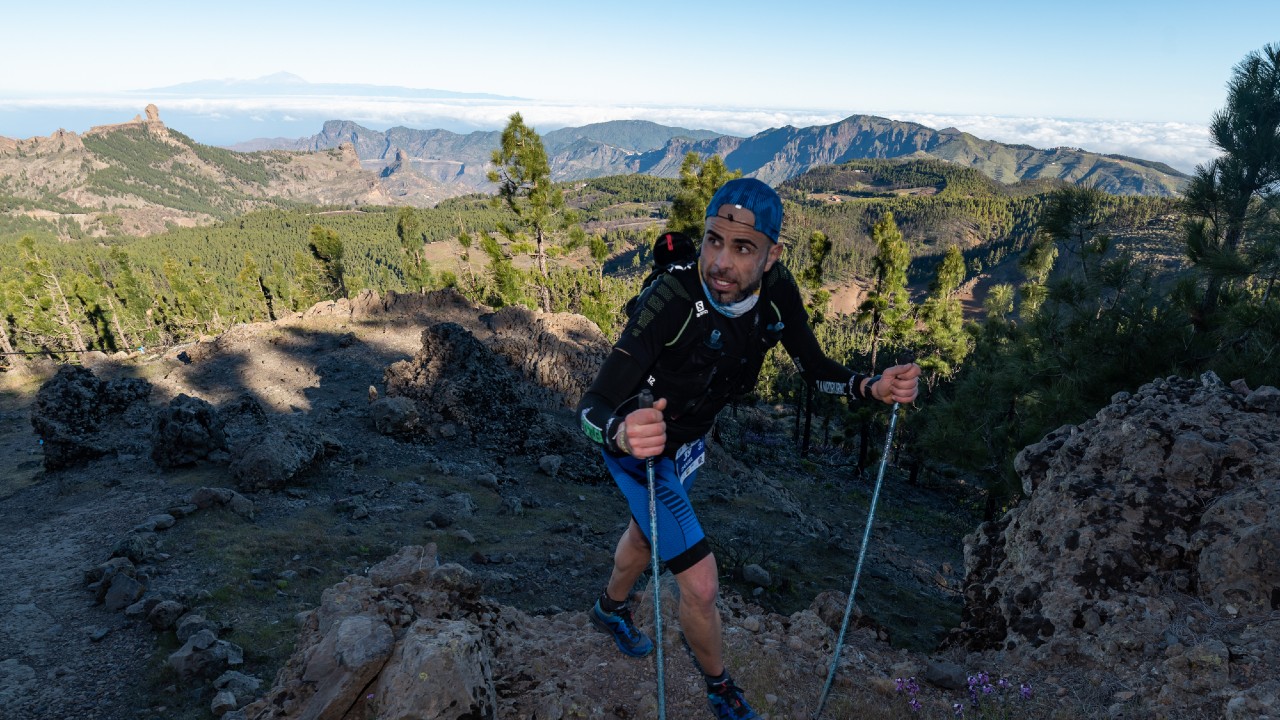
[619,397,667,459]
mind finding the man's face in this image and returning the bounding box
[699,205,784,305]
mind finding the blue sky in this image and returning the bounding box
[1,0,1277,171]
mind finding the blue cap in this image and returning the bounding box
[705,178,782,243]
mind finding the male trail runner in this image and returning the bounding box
[577,177,920,719]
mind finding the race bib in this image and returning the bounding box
[675,438,706,483]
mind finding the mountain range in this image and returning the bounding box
[1,106,1189,242]
[234,114,1190,197]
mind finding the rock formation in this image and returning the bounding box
[232,545,903,720]
[150,393,227,468]
[952,373,1280,716]
[383,322,548,446]
[30,365,151,469]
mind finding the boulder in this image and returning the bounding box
[743,564,772,588]
[230,417,338,491]
[383,322,545,449]
[148,600,186,631]
[368,618,497,720]
[370,396,418,436]
[168,629,244,681]
[485,306,610,407]
[150,393,227,468]
[214,670,262,708]
[102,574,145,612]
[30,365,151,470]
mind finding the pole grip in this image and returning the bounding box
[639,388,654,410]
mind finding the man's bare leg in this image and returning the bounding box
[674,552,723,676]
[605,519,650,602]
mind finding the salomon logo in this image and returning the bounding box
[695,301,708,318]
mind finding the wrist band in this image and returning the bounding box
[862,375,882,401]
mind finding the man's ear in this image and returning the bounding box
[763,242,784,271]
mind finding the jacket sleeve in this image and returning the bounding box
[767,264,870,400]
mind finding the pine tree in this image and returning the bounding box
[918,245,973,388]
[487,113,579,310]
[396,207,430,291]
[857,213,913,369]
[667,153,740,238]
[1037,186,1110,283]
[589,231,609,294]
[105,247,151,347]
[800,230,833,324]
[1184,44,1280,319]
[308,225,348,300]
[19,236,86,353]
[479,233,523,308]
[456,229,477,292]
[235,252,268,322]
[0,278,23,371]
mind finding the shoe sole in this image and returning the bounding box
[589,609,653,658]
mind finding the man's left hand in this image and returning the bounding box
[874,363,921,404]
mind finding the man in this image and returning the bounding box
[577,177,920,719]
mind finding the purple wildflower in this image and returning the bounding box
[1020,683,1033,700]
[909,698,922,712]
[953,702,965,716]
[895,677,906,694]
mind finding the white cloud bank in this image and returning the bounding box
[890,112,1217,174]
[1,94,1217,174]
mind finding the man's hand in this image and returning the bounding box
[873,363,921,404]
[619,397,667,459]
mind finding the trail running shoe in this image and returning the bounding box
[589,600,653,657]
[707,678,759,719]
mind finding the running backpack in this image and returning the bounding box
[624,230,698,318]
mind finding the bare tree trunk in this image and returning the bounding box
[0,319,22,373]
[104,294,132,350]
[258,276,277,321]
[535,229,548,278]
[46,272,86,352]
[535,229,550,312]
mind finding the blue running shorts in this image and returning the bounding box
[602,445,711,574]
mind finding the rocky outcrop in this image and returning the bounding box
[238,545,498,720]
[383,322,547,448]
[151,393,227,468]
[485,305,610,408]
[953,373,1280,716]
[240,544,910,720]
[229,416,339,491]
[31,365,152,470]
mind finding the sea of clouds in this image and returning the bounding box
[0,93,1217,174]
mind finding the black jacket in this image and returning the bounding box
[577,262,867,457]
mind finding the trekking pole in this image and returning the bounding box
[813,368,908,718]
[639,388,666,720]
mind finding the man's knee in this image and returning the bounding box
[678,560,720,611]
[622,522,650,552]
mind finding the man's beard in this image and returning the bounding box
[706,273,763,305]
